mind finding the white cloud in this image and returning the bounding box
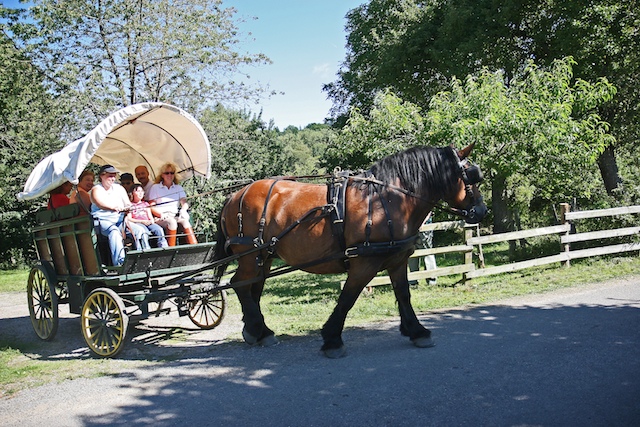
[312,63,332,79]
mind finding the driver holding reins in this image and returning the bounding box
[90,165,148,265]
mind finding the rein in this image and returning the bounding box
[348,175,471,219]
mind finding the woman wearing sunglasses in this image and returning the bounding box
[148,162,197,246]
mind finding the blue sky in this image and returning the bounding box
[4,0,364,129]
[223,1,364,128]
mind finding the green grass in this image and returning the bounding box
[255,252,640,337]
[0,269,28,292]
[2,252,640,396]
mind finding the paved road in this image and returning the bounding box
[1,278,639,426]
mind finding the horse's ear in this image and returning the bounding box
[457,142,476,160]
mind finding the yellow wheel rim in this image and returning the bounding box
[81,289,128,357]
[188,290,226,329]
[27,267,58,340]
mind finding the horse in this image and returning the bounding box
[214,143,487,358]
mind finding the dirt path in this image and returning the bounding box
[1,278,640,426]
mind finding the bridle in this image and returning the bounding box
[445,147,485,221]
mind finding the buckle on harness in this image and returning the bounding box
[345,247,359,258]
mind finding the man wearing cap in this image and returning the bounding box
[91,165,148,265]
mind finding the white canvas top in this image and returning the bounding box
[17,102,211,201]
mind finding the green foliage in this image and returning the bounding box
[326,58,616,232]
[11,0,271,121]
[324,90,425,170]
[183,106,336,240]
[328,0,640,197]
[0,29,67,267]
[423,58,616,229]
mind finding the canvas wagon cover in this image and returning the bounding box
[17,102,211,201]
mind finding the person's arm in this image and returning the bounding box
[178,186,189,211]
[179,197,188,211]
[127,207,152,225]
[145,207,156,223]
[91,186,123,212]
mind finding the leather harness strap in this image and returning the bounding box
[225,171,416,271]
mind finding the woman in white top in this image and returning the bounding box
[148,162,197,246]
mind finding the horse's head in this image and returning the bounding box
[445,143,487,224]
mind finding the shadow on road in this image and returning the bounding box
[2,291,639,426]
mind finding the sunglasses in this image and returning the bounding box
[162,171,175,175]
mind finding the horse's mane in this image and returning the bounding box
[357,146,459,199]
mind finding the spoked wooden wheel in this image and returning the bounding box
[27,264,59,341]
[188,290,226,329]
[81,288,129,357]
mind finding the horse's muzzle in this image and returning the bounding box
[464,200,488,224]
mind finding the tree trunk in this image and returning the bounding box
[491,175,512,234]
[597,145,621,196]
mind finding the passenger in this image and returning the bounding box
[134,165,154,201]
[47,181,73,210]
[127,184,168,248]
[148,162,197,246]
[120,173,135,197]
[90,165,148,265]
[69,169,95,214]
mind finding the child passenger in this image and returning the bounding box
[127,184,168,248]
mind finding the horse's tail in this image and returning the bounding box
[213,195,232,280]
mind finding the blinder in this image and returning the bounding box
[452,147,487,224]
[462,163,483,186]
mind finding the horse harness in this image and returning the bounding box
[222,171,419,274]
[222,148,483,277]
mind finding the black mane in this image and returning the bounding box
[358,146,460,199]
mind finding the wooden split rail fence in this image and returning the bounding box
[365,203,640,289]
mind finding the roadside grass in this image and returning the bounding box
[0,270,28,293]
[2,252,640,396]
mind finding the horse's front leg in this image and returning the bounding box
[321,263,378,358]
[233,257,278,347]
[388,263,435,348]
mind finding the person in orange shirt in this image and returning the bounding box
[47,181,72,210]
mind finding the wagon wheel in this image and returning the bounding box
[27,264,59,341]
[81,288,129,358]
[188,290,226,329]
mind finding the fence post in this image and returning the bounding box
[560,203,571,267]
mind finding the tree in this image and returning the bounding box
[326,0,639,196]
[324,90,424,170]
[0,27,67,266]
[11,0,271,123]
[326,59,616,234]
[278,124,336,176]
[424,58,616,232]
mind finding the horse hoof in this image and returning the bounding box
[258,334,279,347]
[323,346,347,359]
[242,327,258,345]
[412,336,435,348]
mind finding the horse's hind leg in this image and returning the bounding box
[388,263,434,348]
[232,257,278,347]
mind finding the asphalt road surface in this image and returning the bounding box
[1,277,639,426]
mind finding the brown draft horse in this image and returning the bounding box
[214,143,487,358]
